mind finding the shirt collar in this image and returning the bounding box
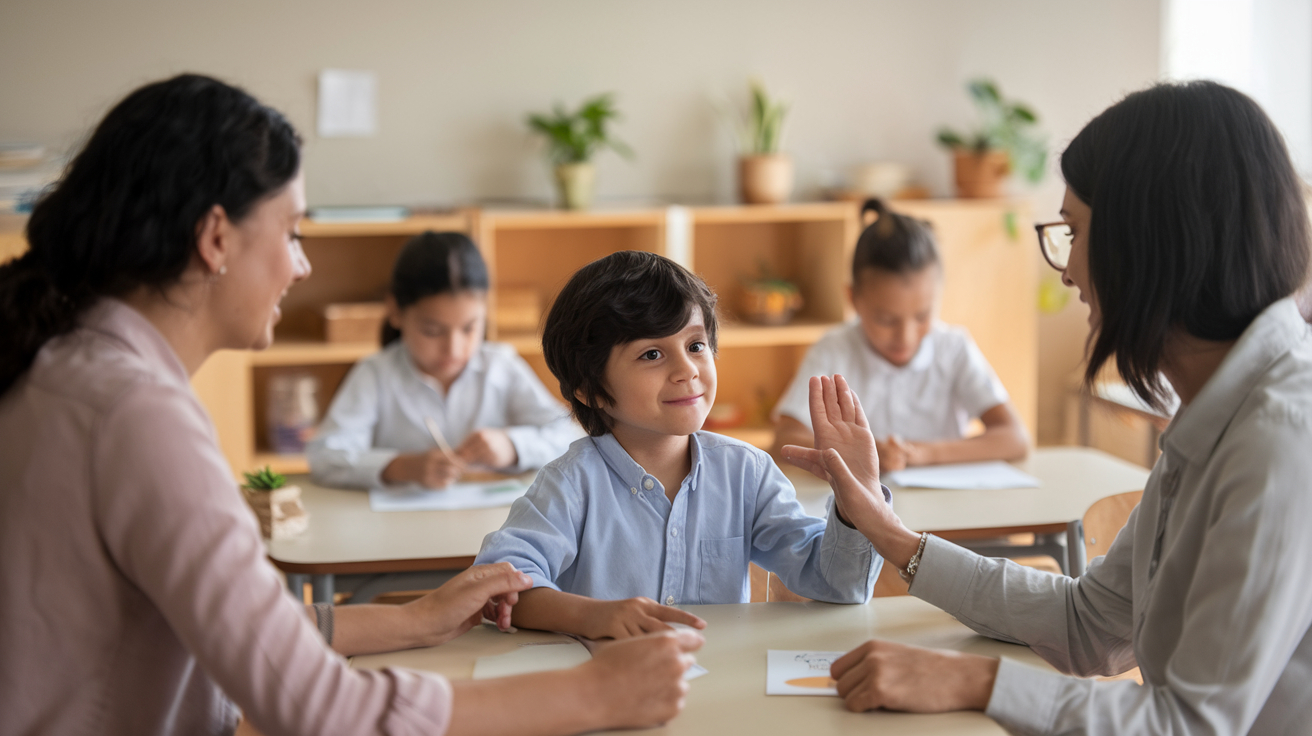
[80,298,191,391]
[1162,297,1309,464]
[393,341,488,393]
[593,431,705,495]
[857,321,938,372]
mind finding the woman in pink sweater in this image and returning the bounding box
[0,74,700,736]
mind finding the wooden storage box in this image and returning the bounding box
[322,302,386,344]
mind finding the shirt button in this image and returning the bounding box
[643,478,654,490]
[671,528,678,537]
[630,487,637,495]
[665,595,675,605]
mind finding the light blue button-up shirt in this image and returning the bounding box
[474,431,883,605]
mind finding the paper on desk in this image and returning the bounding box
[472,639,708,680]
[368,479,528,512]
[766,650,842,696]
[886,461,1040,490]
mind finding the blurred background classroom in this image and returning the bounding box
[2,0,1307,477]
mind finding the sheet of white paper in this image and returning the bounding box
[886,461,1040,490]
[317,69,377,137]
[368,480,528,512]
[473,641,591,679]
[766,650,842,696]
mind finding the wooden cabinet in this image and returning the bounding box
[0,200,1038,478]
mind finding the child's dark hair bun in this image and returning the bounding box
[852,199,939,283]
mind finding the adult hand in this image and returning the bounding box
[585,597,707,640]
[382,449,465,488]
[456,428,518,470]
[583,629,704,729]
[830,639,999,714]
[405,563,533,645]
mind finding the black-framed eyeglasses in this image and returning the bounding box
[1034,221,1073,271]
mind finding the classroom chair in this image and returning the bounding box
[1083,490,1144,566]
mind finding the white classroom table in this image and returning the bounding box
[350,597,1058,736]
[269,447,1150,602]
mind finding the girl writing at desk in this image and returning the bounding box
[771,199,1029,470]
[308,231,580,489]
[0,74,700,736]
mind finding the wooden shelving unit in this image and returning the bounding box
[3,201,1037,478]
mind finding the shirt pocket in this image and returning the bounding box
[698,536,747,604]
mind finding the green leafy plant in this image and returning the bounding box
[936,79,1047,184]
[242,465,287,492]
[526,93,634,165]
[737,80,788,155]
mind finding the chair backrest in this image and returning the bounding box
[1083,490,1144,562]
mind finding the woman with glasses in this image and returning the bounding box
[783,80,1312,733]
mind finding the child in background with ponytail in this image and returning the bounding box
[309,231,581,489]
[771,199,1028,470]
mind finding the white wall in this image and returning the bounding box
[0,0,1162,442]
[1,0,1158,211]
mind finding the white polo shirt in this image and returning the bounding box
[773,321,1008,442]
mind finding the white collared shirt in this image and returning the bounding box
[307,341,582,488]
[773,321,1009,441]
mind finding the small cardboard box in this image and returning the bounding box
[322,302,386,344]
[495,287,542,333]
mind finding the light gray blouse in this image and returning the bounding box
[912,297,1312,734]
[0,299,454,735]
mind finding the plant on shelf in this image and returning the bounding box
[936,79,1046,198]
[241,465,308,540]
[527,93,633,210]
[732,80,793,204]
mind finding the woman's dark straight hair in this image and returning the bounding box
[851,199,940,286]
[381,231,489,346]
[0,73,301,395]
[1062,80,1311,411]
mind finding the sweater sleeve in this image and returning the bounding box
[94,383,453,736]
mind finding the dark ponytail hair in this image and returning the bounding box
[0,73,301,395]
[851,199,940,287]
[1061,80,1310,411]
[382,231,489,346]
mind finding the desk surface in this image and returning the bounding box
[269,446,1150,573]
[351,597,1053,735]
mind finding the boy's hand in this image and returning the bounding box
[585,597,707,640]
[781,375,881,502]
[382,449,464,488]
[582,629,704,729]
[456,428,518,470]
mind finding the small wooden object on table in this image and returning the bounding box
[242,466,309,540]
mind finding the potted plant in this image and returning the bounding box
[936,79,1046,198]
[527,93,633,210]
[734,80,792,204]
[739,262,803,325]
[241,466,308,540]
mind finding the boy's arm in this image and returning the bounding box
[901,402,1030,467]
[512,588,704,639]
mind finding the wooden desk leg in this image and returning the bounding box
[311,574,335,604]
[286,573,308,601]
[1066,520,1087,578]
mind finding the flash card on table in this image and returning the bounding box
[766,650,842,696]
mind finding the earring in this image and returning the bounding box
[218,265,227,276]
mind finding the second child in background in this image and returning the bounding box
[308,231,582,489]
[771,200,1028,470]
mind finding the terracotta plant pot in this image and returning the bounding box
[243,484,309,540]
[554,162,596,210]
[952,150,1011,198]
[739,154,794,205]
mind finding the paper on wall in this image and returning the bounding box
[886,461,1040,490]
[368,480,528,512]
[766,650,843,696]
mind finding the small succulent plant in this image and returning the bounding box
[242,465,287,492]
